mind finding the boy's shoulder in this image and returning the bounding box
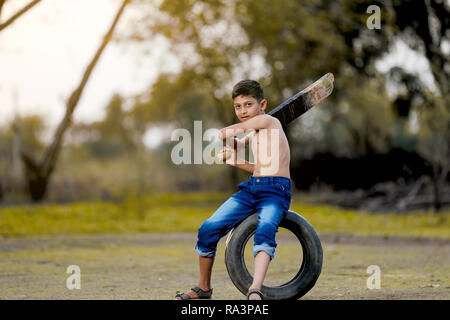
[257,114,282,128]
[253,115,283,132]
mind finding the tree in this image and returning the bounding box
[124,0,448,206]
[124,0,396,187]
[20,0,131,201]
[0,0,43,200]
[380,0,450,210]
[0,115,47,200]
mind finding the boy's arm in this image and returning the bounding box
[219,114,277,140]
[231,160,255,173]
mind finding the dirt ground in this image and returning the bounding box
[0,232,448,300]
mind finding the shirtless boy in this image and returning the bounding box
[175,80,292,300]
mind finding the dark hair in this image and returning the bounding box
[232,80,264,102]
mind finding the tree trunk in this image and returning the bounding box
[20,151,46,201]
[20,0,130,202]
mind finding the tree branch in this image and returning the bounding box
[40,0,130,177]
[0,0,7,20]
[0,0,42,32]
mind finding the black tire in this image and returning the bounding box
[224,210,323,300]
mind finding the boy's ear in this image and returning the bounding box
[259,99,267,112]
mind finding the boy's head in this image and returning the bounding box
[232,80,267,122]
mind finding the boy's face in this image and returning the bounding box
[233,95,267,122]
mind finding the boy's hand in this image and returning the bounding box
[220,130,255,150]
[217,146,237,165]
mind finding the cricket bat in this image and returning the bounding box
[268,72,334,126]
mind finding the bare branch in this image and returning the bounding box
[0,0,42,32]
[40,0,130,177]
[0,0,7,20]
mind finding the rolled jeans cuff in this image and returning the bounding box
[253,244,276,260]
[195,244,216,258]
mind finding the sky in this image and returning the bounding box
[0,0,438,147]
[0,0,180,139]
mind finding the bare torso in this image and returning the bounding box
[250,121,290,179]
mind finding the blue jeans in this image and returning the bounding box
[195,175,292,260]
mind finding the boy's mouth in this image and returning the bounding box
[241,116,249,120]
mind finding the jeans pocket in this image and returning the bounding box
[275,183,291,199]
[275,182,288,192]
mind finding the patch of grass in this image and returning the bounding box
[0,192,448,239]
[289,201,450,239]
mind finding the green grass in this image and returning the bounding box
[0,192,449,239]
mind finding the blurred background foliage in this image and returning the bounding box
[0,0,448,213]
